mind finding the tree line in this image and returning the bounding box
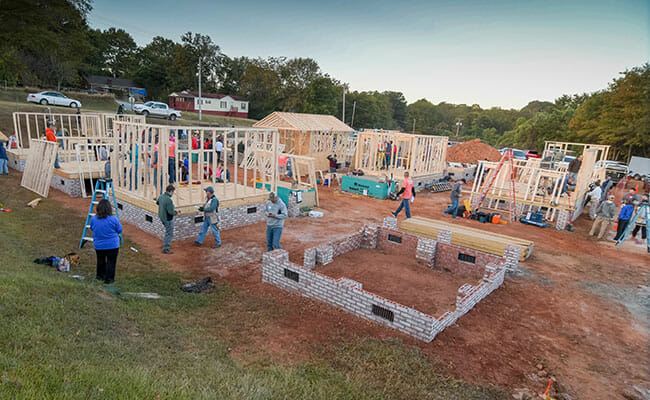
[0,0,647,159]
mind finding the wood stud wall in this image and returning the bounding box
[20,139,58,197]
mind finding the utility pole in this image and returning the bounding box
[455,120,463,136]
[350,101,356,128]
[412,118,416,134]
[342,87,347,124]
[198,58,202,121]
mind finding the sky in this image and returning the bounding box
[88,0,649,109]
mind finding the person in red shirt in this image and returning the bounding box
[45,122,61,169]
[391,171,415,218]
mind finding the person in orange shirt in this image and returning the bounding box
[168,136,176,183]
[45,122,61,169]
[391,171,415,218]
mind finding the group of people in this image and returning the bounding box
[155,185,287,254]
[88,185,288,284]
[592,189,649,245]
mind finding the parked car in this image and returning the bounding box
[499,148,527,160]
[26,91,82,108]
[524,150,541,160]
[628,156,650,182]
[133,101,181,120]
[596,160,629,183]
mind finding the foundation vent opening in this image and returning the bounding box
[61,180,65,185]
[458,253,476,263]
[194,216,204,224]
[145,215,153,223]
[283,268,299,282]
[247,207,257,214]
[387,234,402,244]
[117,203,123,210]
[372,304,394,322]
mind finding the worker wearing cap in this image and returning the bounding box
[265,192,287,251]
[589,194,616,240]
[193,186,221,248]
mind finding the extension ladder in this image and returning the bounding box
[616,203,649,251]
[475,150,517,221]
[79,178,123,248]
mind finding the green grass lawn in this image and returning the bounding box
[0,175,507,399]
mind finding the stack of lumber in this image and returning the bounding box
[400,216,533,261]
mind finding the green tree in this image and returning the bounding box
[571,64,650,159]
[302,76,339,116]
[133,36,180,100]
[0,0,91,87]
[239,64,281,119]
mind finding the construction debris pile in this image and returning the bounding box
[447,139,501,164]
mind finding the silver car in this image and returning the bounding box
[27,91,82,108]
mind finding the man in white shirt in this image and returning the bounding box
[586,182,602,220]
[214,137,224,162]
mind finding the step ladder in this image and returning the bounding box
[79,178,123,248]
[474,150,517,221]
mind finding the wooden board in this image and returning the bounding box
[400,216,533,261]
[20,139,58,197]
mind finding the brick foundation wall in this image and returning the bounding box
[263,250,440,342]
[376,227,420,257]
[262,246,509,342]
[116,199,267,241]
[434,242,501,276]
[262,225,516,342]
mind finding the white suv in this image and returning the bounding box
[133,101,181,120]
[27,91,82,108]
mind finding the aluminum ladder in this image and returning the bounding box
[79,178,123,248]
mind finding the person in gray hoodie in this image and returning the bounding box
[589,194,617,240]
[265,192,287,251]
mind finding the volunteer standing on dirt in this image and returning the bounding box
[265,192,287,251]
[391,171,415,218]
[193,186,222,248]
[156,184,180,254]
[443,178,465,218]
[589,194,616,240]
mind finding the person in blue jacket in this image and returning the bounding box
[90,199,123,284]
[613,199,634,242]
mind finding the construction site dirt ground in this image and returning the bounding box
[43,177,650,399]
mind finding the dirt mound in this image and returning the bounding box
[447,139,501,164]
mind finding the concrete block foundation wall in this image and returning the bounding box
[263,224,517,342]
[7,153,26,172]
[116,199,267,241]
[412,173,446,192]
[50,175,83,198]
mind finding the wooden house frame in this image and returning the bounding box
[253,112,356,170]
[354,131,448,178]
[110,120,280,212]
[469,143,605,222]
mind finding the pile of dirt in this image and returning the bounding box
[446,139,501,164]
